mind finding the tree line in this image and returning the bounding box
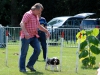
[0,0,100,26]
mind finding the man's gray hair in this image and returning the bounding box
[31,3,44,10]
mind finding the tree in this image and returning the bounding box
[0,0,10,26]
[11,0,19,26]
[0,0,100,26]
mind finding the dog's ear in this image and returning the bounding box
[56,59,60,65]
[50,58,55,65]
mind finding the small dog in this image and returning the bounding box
[45,57,60,71]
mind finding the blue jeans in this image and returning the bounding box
[19,37,40,70]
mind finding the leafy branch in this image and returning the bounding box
[76,28,100,68]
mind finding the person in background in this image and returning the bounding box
[38,12,47,61]
[19,3,50,72]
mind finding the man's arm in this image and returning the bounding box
[20,21,30,39]
[38,25,50,38]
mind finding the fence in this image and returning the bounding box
[47,28,80,47]
[0,27,80,47]
[5,27,21,44]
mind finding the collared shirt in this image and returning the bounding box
[20,10,39,38]
[38,17,47,32]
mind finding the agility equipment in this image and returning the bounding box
[45,37,49,70]
[75,39,80,73]
[45,31,64,71]
[60,31,64,71]
[75,33,82,73]
[5,30,8,66]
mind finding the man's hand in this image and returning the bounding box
[46,31,50,39]
[38,24,50,38]
[20,21,30,39]
[24,32,30,39]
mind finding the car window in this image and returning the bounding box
[73,20,82,26]
[63,18,82,27]
[64,20,73,26]
[47,19,63,26]
[80,20,100,29]
[97,19,100,25]
[48,20,57,25]
[81,20,97,26]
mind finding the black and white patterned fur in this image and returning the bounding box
[45,57,60,71]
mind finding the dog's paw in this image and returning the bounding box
[45,65,48,70]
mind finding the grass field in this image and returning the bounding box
[0,45,100,75]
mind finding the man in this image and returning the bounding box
[38,13,47,61]
[19,3,50,72]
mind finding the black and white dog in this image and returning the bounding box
[45,57,60,71]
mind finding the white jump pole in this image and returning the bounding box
[5,30,8,66]
[75,33,81,73]
[75,39,80,73]
[60,31,64,71]
[45,37,49,70]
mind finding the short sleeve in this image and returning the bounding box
[39,17,47,26]
[22,12,31,24]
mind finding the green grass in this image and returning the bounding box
[0,45,99,75]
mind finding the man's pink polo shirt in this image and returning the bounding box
[20,10,39,39]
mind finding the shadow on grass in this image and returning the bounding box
[81,66,99,70]
[22,71,43,75]
[45,69,60,72]
[37,60,45,62]
[0,48,5,50]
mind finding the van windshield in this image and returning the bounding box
[48,20,63,25]
[47,18,65,26]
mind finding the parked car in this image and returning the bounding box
[80,18,100,39]
[47,13,95,41]
[80,18,100,30]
